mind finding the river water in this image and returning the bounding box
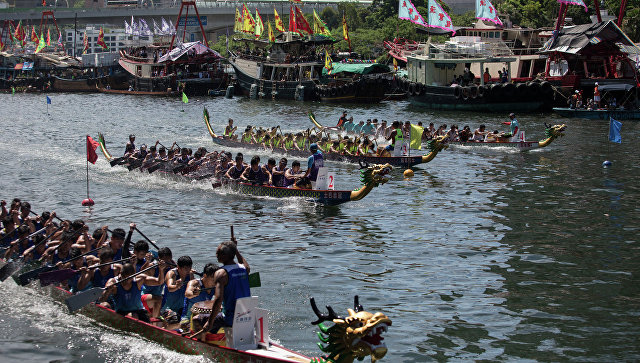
[0,93,638,362]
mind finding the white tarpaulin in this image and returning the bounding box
[158,41,222,62]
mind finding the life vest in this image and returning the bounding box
[242,133,252,143]
[309,152,324,182]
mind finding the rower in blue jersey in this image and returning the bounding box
[42,230,76,265]
[107,228,127,261]
[182,263,217,330]
[62,247,91,293]
[304,143,323,189]
[163,255,194,322]
[201,238,250,338]
[240,156,272,186]
[77,248,123,309]
[127,240,168,320]
[101,262,165,324]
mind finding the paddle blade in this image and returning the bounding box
[248,272,261,288]
[0,261,20,282]
[17,265,54,286]
[39,268,77,286]
[66,287,103,313]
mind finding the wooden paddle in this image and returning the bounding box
[38,257,129,286]
[66,263,159,313]
[0,224,64,282]
[17,244,103,286]
[133,227,161,251]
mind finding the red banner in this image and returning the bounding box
[86,135,99,164]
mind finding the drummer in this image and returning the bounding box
[181,263,217,330]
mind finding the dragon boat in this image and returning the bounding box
[204,108,447,168]
[32,281,391,362]
[216,162,392,206]
[97,133,392,206]
[446,123,567,151]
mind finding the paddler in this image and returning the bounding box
[337,111,348,128]
[140,245,169,320]
[377,121,401,157]
[224,119,237,140]
[240,156,272,186]
[124,134,136,156]
[271,158,288,187]
[101,261,166,323]
[77,248,123,308]
[163,254,194,323]
[201,238,250,338]
[224,153,246,180]
[304,143,324,189]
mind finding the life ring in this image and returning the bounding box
[462,87,470,101]
[454,85,463,99]
[469,85,478,99]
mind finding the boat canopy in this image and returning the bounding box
[158,41,221,62]
[599,84,636,92]
[540,21,640,55]
[322,63,390,76]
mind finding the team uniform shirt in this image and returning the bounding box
[307,151,324,182]
[163,268,191,314]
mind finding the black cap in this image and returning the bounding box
[129,134,135,139]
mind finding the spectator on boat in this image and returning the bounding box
[502,113,519,140]
[304,143,324,189]
[201,239,250,338]
[501,68,508,83]
[609,97,617,110]
[586,98,594,110]
[497,70,503,83]
[483,68,490,84]
[473,124,488,142]
[451,75,458,86]
[568,91,579,109]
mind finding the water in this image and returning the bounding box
[0,93,639,362]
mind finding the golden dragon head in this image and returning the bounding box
[544,123,567,139]
[359,163,392,188]
[310,296,392,363]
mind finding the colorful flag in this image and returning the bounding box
[268,22,275,43]
[476,0,503,26]
[313,10,333,38]
[234,8,242,33]
[289,6,297,33]
[557,0,588,12]
[57,31,63,47]
[182,92,189,104]
[426,0,456,35]
[242,4,256,34]
[86,135,99,164]
[324,50,333,74]
[342,14,351,50]
[0,36,4,51]
[82,31,89,54]
[46,95,51,104]
[398,0,428,28]
[294,7,313,35]
[254,9,264,38]
[410,124,424,149]
[393,57,398,71]
[35,33,46,53]
[274,8,285,32]
[31,26,38,43]
[97,27,108,50]
[609,118,622,143]
[46,28,51,46]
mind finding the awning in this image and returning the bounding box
[540,21,640,55]
[158,41,222,63]
[322,63,390,76]
[599,84,636,92]
[14,63,23,70]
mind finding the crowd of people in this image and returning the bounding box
[0,198,250,340]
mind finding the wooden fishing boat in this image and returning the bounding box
[205,108,447,168]
[447,123,567,151]
[97,87,179,97]
[51,76,99,92]
[553,107,640,120]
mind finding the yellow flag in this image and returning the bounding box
[313,10,332,38]
[242,4,255,34]
[268,22,275,43]
[254,9,263,38]
[274,8,285,32]
[234,8,242,32]
[410,124,424,150]
[393,57,398,71]
[342,15,351,50]
[324,50,333,74]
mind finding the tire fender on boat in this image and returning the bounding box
[454,85,463,99]
[477,85,485,98]
[409,82,416,96]
[462,87,470,101]
[469,85,478,99]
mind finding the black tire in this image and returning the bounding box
[502,83,516,101]
[469,85,478,99]
[330,87,337,96]
[462,87,470,101]
[409,82,416,95]
[454,85,463,99]
[477,85,485,98]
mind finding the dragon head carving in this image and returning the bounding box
[310,296,392,363]
[544,123,567,139]
[425,135,449,153]
[358,163,392,188]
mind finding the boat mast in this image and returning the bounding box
[170,1,208,49]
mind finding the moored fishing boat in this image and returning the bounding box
[205,108,448,168]
[315,62,391,103]
[97,87,179,97]
[552,107,640,120]
[447,123,567,151]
